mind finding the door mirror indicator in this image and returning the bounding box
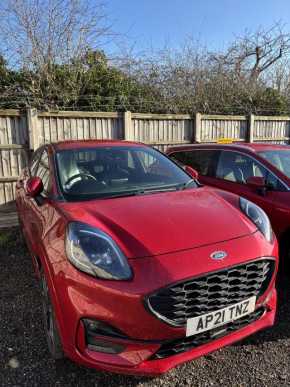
[26,177,44,198]
[184,165,199,179]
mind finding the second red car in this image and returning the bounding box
[167,142,290,263]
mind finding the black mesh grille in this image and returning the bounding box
[147,259,275,326]
[151,307,265,359]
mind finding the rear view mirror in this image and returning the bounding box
[26,177,44,197]
[246,176,266,189]
[184,165,199,180]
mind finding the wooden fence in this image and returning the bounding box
[0,110,28,205]
[1,109,290,206]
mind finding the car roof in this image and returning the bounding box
[50,139,147,151]
[167,142,290,154]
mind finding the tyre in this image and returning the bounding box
[40,273,64,360]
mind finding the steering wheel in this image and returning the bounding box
[64,173,97,188]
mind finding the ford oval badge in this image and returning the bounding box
[210,251,227,260]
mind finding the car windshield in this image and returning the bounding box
[56,145,197,200]
[259,150,290,178]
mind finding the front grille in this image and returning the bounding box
[151,307,265,359]
[146,259,275,326]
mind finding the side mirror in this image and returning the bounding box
[246,176,266,189]
[184,165,199,180]
[26,176,44,197]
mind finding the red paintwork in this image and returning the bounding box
[16,140,278,376]
[53,139,145,151]
[184,165,199,179]
[57,188,258,258]
[167,143,290,241]
[247,176,266,188]
[26,176,44,197]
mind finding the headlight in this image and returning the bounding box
[240,197,273,243]
[65,222,132,280]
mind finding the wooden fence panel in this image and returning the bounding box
[0,147,28,205]
[254,117,290,144]
[0,111,28,205]
[0,111,28,146]
[199,115,248,142]
[130,113,193,152]
[35,112,123,148]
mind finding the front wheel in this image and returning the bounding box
[40,274,64,360]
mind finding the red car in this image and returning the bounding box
[16,140,277,376]
[167,143,290,263]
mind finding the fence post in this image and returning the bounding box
[123,111,132,141]
[248,114,255,143]
[194,112,202,143]
[26,108,39,149]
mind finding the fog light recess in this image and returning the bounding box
[83,319,126,354]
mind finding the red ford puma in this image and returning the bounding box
[16,140,277,376]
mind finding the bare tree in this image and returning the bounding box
[212,23,290,82]
[0,0,110,67]
[0,0,112,106]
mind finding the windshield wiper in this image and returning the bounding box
[101,191,142,199]
[104,185,180,198]
[68,183,195,201]
[139,187,178,194]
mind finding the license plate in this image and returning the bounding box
[186,296,256,337]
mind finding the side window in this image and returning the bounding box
[170,150,219,177]
[265,172,286,191]
[35,150,51,195]
[29,150,41,176]
[216,151,286,191]
[216,151,267,183]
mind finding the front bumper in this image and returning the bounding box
[50,232,278,375]
[66,289,277,376]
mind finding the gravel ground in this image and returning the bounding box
[1,228,290,387]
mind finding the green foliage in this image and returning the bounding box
[0,49,289,115]
[0,50,160,112]
[251,88,288,115]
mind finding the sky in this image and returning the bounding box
[105,0,290,53]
